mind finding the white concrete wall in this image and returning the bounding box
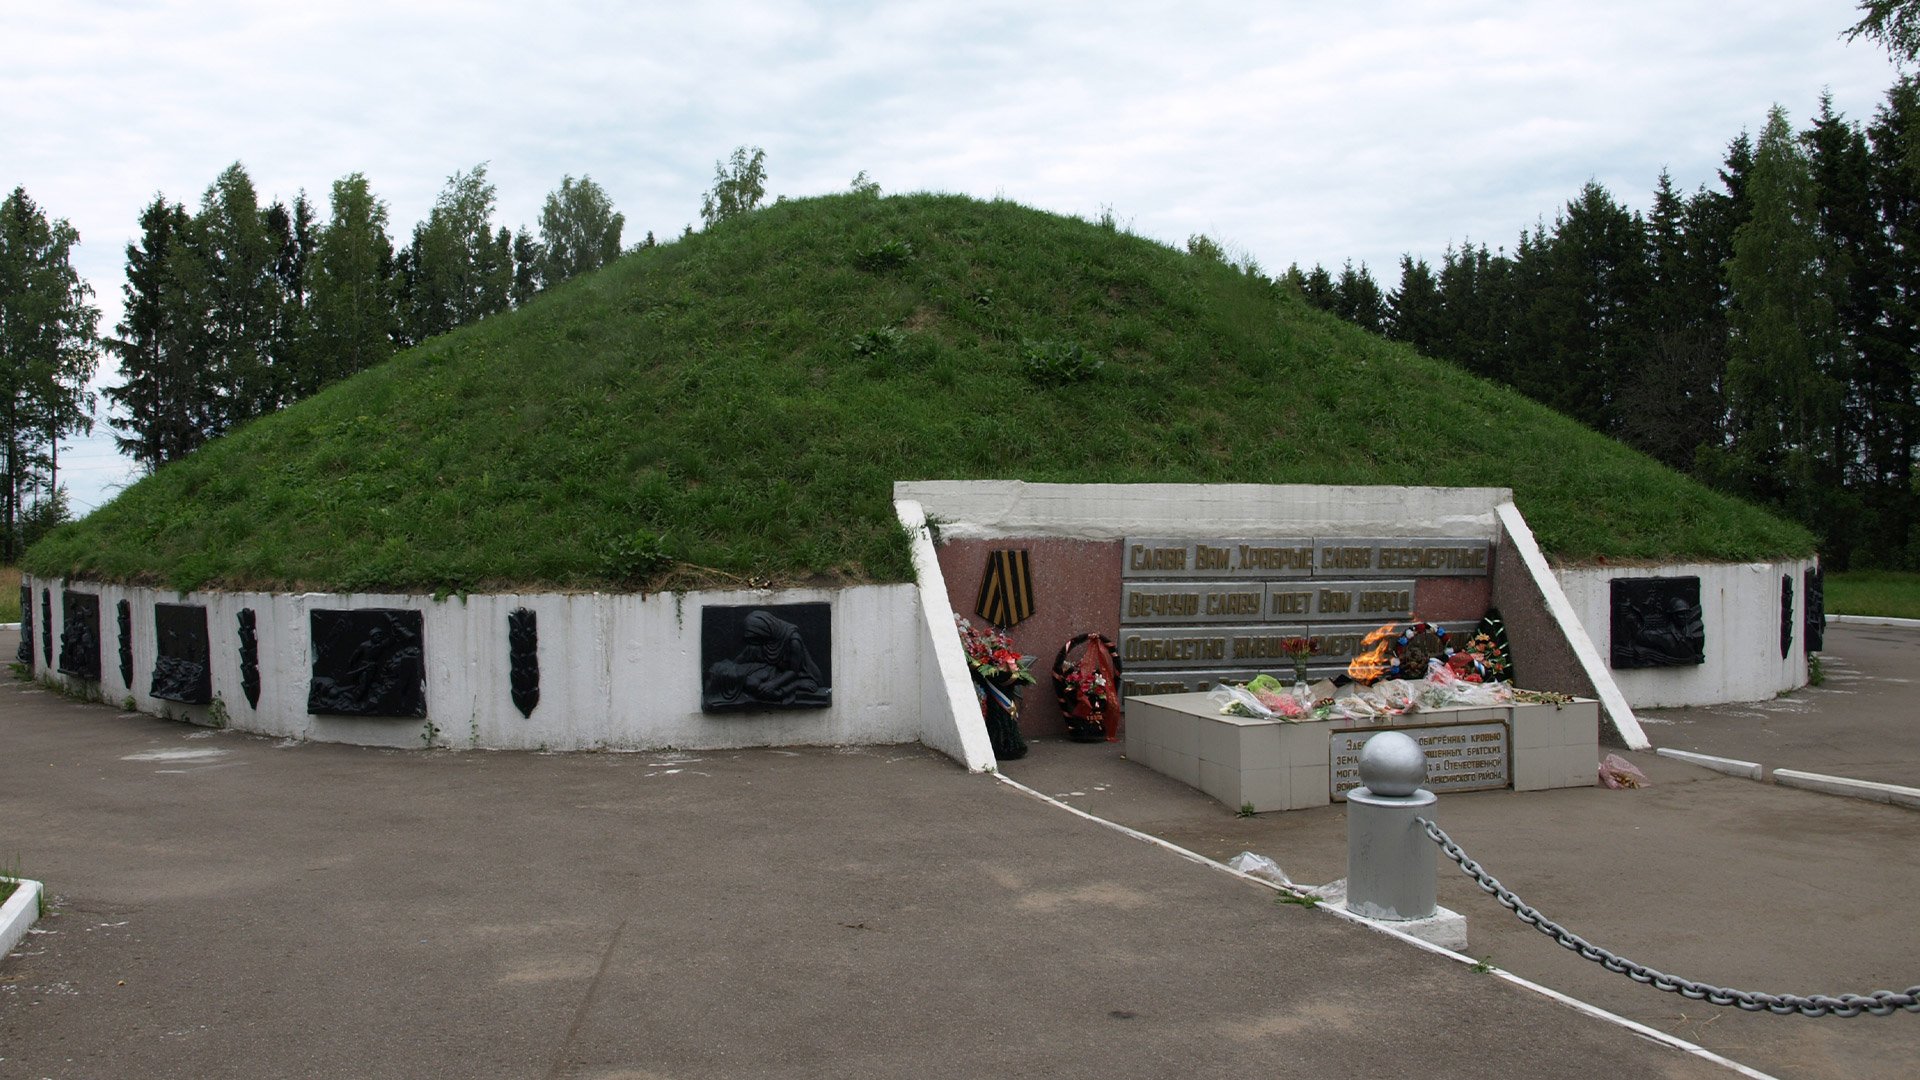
[1554,559,1817,708]
[25,578,929,753]
[895,481,1511,541]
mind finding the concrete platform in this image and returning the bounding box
[0,637,1731,1080]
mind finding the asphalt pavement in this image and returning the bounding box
[3,625,1916,1079]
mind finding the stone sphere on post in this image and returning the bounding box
[1357,730,1426,797]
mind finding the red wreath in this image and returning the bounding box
[1053,633,1123,742]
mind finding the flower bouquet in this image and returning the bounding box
[1278,635,1321,684]
[956,615,1032,759]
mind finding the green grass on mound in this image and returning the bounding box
[28,193,1814,593]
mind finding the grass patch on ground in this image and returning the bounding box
[0,566,18,622]
[24,193,1814,593]
[1825,570,1920,619]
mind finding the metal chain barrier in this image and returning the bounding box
[1416,816,1920,1017]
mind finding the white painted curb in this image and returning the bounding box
[0,878,44,959]
[1828,614,1920,629]
[1773,769,1920,811]
[1656,748,1764,781]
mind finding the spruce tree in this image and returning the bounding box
[1614,171,1729,471]
[103,196,207,468]
[1387,255,1442,353]
[1867,76,1920,564]
[1721,107,1846,535]
[1333,261,1388,333]
[511,228,540,307]
[1514,183,1649,433]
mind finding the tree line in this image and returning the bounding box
[0,146,781,560]
[103,162,635,471]
[1288,76,1920,570]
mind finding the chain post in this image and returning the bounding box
[1345,730,1438,922]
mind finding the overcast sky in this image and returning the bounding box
[5,1,1902,515]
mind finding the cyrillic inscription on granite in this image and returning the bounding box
[1331,722,1509,798]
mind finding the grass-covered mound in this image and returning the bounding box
[29,193,1814,593]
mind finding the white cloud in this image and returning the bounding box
[3,0,1901,513]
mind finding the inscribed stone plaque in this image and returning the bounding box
[1285,580,1416,619]
[701,603,832,712]
[1120,581,1265,624]
[1314,538,1492,578]
[1299,621,1478,665]
[1331,722,1509,798]
[1609,577,1705,669]
[1118,624,1306,670]
[307,608,426,717]
[57,590,101,680]
[151,603,212,704]
[1122,538,1316,579]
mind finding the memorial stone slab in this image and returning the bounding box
[1118,623,1307,670]
[1120,581,1267,624]
[1331,721,1509,798]
[1121,580,1417,625]
[1313,538,1492,578]
[1122,538,1316,579]
[1120,621,1475,675]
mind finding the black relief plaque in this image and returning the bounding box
[41,589,51,666]
[508,608,538,718]
[1805,567,1826,652]
[1780,575,1795,659]
[701,603,832,712]
[307,608,426,717]
[1610,577,1706,669]
[238,609,261,709]
[117,600,133,687]
[58,590,101,680]
[17,585,31,667]
[151,603,212,704]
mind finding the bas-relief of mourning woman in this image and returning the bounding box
[704,609,831,710]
